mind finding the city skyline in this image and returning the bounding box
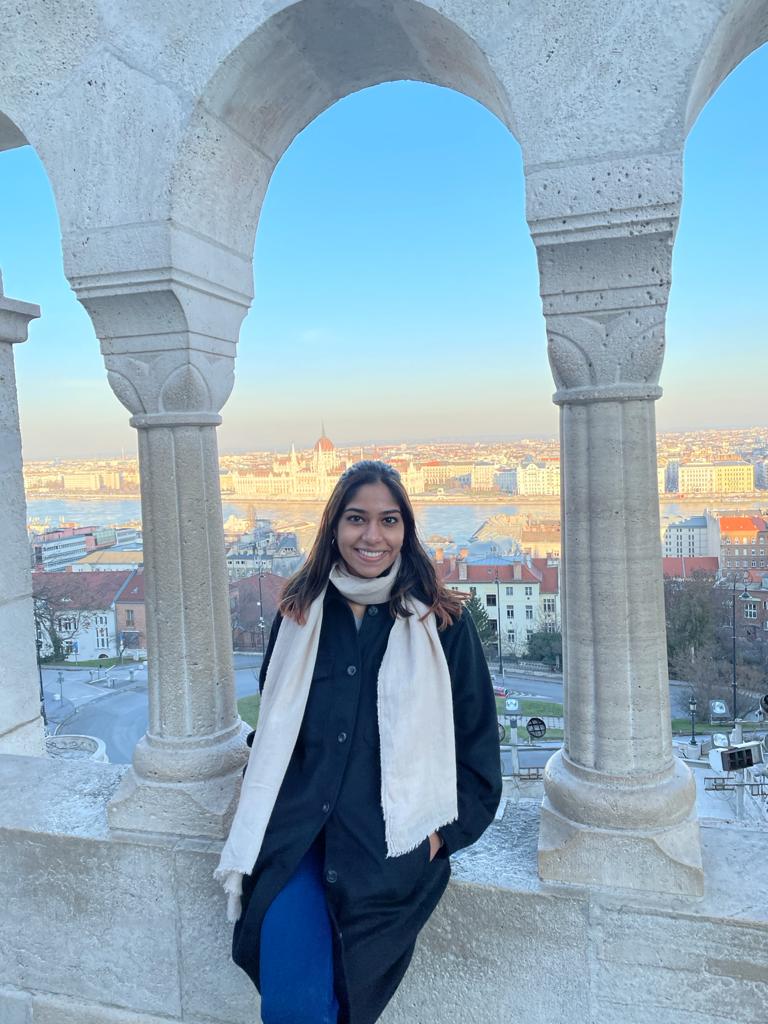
[2,48,767,460]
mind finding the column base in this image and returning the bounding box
[107,765,242,839]
[538,798,704,896]
[0,715,46,758]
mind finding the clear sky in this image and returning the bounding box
[1,44,766,460]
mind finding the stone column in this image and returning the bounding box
[74,272,251,838]
[0,273,45,756]
[530,214,703,896]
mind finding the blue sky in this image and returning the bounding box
[1,45,766,459]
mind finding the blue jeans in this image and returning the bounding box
[259,842,340,1024]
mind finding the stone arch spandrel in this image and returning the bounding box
[685,0,768,135]
[169,0,517,259]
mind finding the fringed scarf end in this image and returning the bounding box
[214,869,244,923]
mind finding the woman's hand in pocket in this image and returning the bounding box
[428,831,444,862]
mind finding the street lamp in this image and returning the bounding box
[36,638,48,727]
[257,571,266,654]
[487,566,504,678]
[731,575,751,724]
[688,694,697,746]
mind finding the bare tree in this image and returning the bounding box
[33,585,91,662]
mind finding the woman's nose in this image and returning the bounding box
[362,521,383,543]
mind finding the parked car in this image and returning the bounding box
[493,685,510,698]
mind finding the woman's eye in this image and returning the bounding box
[346,514,363,523]
[383,516,401,525]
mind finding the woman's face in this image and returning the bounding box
[334,481,405,579]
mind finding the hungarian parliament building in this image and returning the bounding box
[228,434,425,500]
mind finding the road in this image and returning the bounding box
[47,659,704,765]
[50,654,263,764]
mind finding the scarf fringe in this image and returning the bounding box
[384,811,458,858]
[215,869,244,924]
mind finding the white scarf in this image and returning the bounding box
[214,557,458,922]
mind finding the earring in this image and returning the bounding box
[331,536,336,546]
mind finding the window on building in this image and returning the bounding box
[526,628,533,640]
[752,561,757,567]
[524,585,533,597]
[486,594,497,607]
[506,607,515,620]
[525,605,534,620]
[489,620,497,634]
[507,630,516,644]
[543,598,556,614]
[505,586,514,596]
[726,560,732,568]
[724,537,731,545]
[469,586,476,597]
[744,603,757,620]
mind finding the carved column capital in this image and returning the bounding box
[547,307,665,405]
[105,349,233,426]
[71,264,251,423]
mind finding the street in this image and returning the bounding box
[45,659,701,765]
[46,654,263,764]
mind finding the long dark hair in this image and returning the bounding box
[280,461,463,629]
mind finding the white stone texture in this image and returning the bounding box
[75,284,251,837]
[0,281,44,757]
[0,0,766,985]
[1,758,765,1024]
[535,229,702,894]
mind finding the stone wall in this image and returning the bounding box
[1,755,765,1024]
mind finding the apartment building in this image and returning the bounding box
[719,515,768,573]
[33,570,136,660]
[678,461,755,494]
[662,514,720,558]
[516,457,560,496]
[438,555,560,655]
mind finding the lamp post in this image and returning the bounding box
[36,638,48,727]
[488,566,504,678]
[688,694,697,746]
[257,571,266,654]
[731,574,752,725]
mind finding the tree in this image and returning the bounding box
[33,589,90,662]
[464,593,495,647]
[663,575,716,669]
[526,628,562,667]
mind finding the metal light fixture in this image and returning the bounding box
[689,694,697,746]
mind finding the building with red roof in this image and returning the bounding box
[437,554,559,656]
[718,514,768,575]
[33,570,136,661]
[661,557,720,580]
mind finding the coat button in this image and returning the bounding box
[346,665,357,676]
[337,732,347,744]
[367,605,378,616]
[325,869,338,884]
[322,801,331,814]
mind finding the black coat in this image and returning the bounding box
[232,583,502,1024]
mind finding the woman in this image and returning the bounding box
[216,461,502,1024]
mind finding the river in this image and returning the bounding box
[27,493,762,548]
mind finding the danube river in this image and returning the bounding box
[24,493,742,548]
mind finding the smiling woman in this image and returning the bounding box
[333,481,405,580]
[215,459,502,1024]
